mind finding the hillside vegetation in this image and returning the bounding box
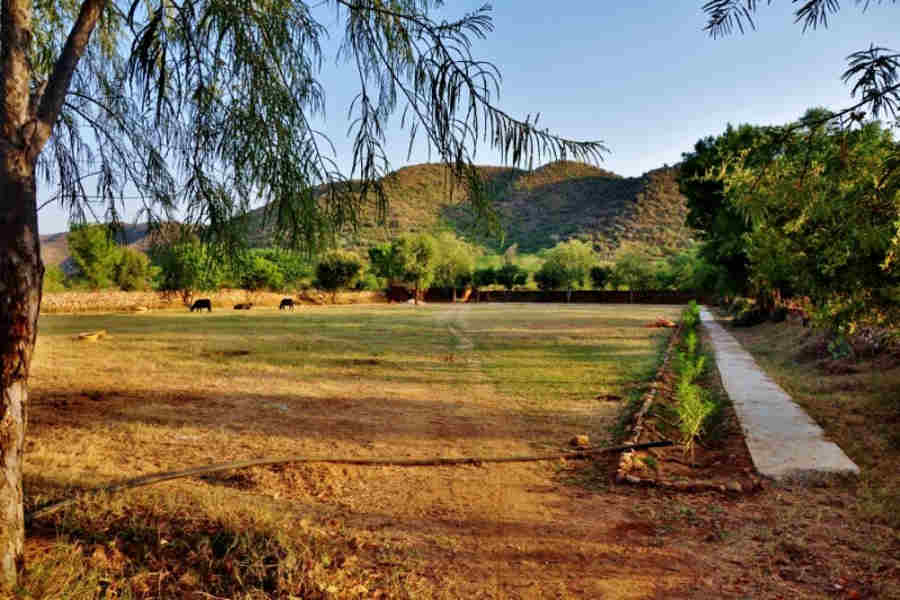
[41,161,695,266]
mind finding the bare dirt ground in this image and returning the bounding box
[20,304,900,599]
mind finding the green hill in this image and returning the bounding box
[42,161,696,267]
[246,160,696,258]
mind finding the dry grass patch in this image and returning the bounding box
[22,303,696,599]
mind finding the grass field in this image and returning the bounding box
[23,303,685,599]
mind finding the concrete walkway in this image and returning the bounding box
[700,309,859,483]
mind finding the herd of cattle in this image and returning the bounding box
[189,298,295,312]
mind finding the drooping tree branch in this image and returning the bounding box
[701,0,899,124]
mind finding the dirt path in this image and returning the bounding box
[318,305,694,598]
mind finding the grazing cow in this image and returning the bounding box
[279,298,295,311]
[190,299,212,312]
[233,302,253,310]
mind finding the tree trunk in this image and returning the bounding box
[0,152,43,591]
[452,287,457,302]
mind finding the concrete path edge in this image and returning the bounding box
[700,309,860,484]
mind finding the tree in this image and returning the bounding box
[678,124,778,296]
[315,250,362,302]
[42,265,67,293]
[534,262,566,291]
[472,266,496,302]
[536,239,597,301]
[150,237,223,304]
[368,242,405,287]
[589,265,611,290]
[113,247,155,291]
[240,254,286,293]
[433,232,478,301]
[717,113,900,329]
[495,263,528,296]
[395,233,438,304]
[654,248,711,291]
[0,1,606,587]
[253,248,312,290]
[610,247,659,295]
[66,223,122,288]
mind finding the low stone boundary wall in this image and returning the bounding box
[422,288,713,304]
[40,289,387,314]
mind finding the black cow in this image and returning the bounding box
[190,299,212,312]
[279,298,295,311]
[234,302,253,310]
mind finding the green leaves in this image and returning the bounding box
[535,239,597,292]
[315,250,363,298]
[717,116,900,330]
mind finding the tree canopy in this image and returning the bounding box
[533,239,597,301]
[717,114,900,329]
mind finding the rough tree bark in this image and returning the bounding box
[0,150,42,590]
[0,0,105,587]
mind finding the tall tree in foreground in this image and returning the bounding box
[0,1,608,587]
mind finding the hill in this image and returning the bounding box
[445,161,694,257]
[41,161,695,266]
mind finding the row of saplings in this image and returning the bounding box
[189,298,295,312]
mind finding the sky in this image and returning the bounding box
[38,0,899,234]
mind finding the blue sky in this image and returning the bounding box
[38,1,898,234]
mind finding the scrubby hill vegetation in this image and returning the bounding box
[243,160,695,258]
[41,160,695,269]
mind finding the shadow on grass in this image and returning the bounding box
[28,386,616,446]
[24,484,374,600]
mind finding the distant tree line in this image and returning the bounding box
[49,223,718,303]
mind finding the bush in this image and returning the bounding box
[67,223,123,289]
[534,262,565,291]
[496,263,528,292]
[114,247,155,291]
[43,265,67,293]
[353,272,380,291]
[316,250,362,301]
[240,255,285,292]
[472,266,496,300]
[589,265,611,290]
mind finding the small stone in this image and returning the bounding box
[570,434,590,448]
[726,481,743,493]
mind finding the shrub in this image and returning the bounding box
[114,247,155,291]
[589,265,611,290]
[315,250,363,301]
[472,266,496,300]
[534,261,565,291]
[240,255,285,292]
[43,265,67,293]
[496,263,528,292]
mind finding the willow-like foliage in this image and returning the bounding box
[23,0,607,254]
[701,0,899,122]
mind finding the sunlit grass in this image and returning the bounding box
[24,303,680,598]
